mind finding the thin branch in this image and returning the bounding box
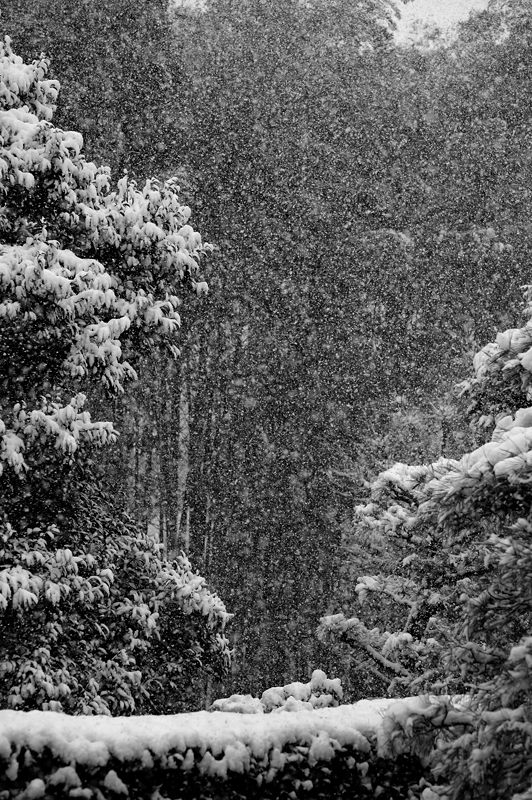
[360,641,411,677]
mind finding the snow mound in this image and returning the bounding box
[212,669,345,714]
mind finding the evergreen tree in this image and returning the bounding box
[0,38,231,715]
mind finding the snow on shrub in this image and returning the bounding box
[211,669,344,714]
[0,698,430,799]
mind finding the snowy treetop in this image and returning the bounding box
[0,36,58,121]
[0,33,212,488]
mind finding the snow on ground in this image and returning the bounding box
[0,697,426,778]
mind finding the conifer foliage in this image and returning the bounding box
[0,38,231,715]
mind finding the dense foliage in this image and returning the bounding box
[3,16,532,793]
[2,0,528,700]
[323,208,532,799]
[0,38,230,714]
[0,685,429,800]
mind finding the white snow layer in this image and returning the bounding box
[0,697,428,778]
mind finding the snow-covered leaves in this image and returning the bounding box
[0,35,210,399]
[458,284,532,428]
[330,280,532,794]
[0,39,229,716]
[356,402,532,535]
[0,241,137,391]
[0,515,231,715]
[0,36,58,121]
[0,394,115,477]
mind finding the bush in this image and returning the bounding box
[0,697,429,799]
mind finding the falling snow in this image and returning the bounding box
[1,0,532,796]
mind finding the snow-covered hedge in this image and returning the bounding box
[0,696,437,799]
